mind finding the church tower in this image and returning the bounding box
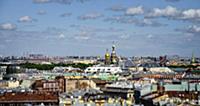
[111,42,117,64]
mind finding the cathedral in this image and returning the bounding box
[104,43,118,65]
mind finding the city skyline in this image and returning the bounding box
[0,0,200,57]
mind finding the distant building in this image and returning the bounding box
[6,65,22,75]
[53,66,82,73]
[85,42,123,74]
[159,55,167,67]
[104,42,119,65]
[0,66,7,76]
[101,81,134,99]
[129,62,173,73]
[29,54,45,59]
[31,76,65,93]
[72,59,97,64]
[65,79,97,92]
[0,80,19,88]
[85,65,122,74]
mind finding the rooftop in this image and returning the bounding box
[0,92,58,103]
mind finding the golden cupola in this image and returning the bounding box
[105,49,110,65]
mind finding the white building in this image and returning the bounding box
[130,67,173,73]
[85,65,122,74]
[53,66,81,72]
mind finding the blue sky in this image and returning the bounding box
[0,0,200,57]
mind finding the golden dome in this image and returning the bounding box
[105,49,110,58]
[104,49,111,65]
[105,52,110,57]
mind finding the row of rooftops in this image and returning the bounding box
[105,81,134,89]
[0,92,58,103]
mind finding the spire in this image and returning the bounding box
[191,51,195,64]
[112,41,116,53]
[106,48,109,53]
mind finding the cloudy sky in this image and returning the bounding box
[0,0,200,57]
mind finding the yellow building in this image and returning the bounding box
[65,79,97,92]
[0,80,19,88]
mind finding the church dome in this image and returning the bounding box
[105,52,110,57]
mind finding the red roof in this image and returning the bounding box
[0,92,58,103]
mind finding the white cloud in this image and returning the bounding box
[126,6,144,15]
[60,12,72,17]
[136,19,166,27]
[58,33,65,38]
[181,9,200,21]
[108,5,126,11]
[147,6,200,22]
[119,33,130,39]
[147,6,179,18]
[33,0,91,4]
[104,15,124,23]
[176,25,200,36]
[19,16,33,22]
[74,31,91,40]
[165,0,180,2]
[74,36,89,40]
[78,12,103,20]
[0,23,17,30]
[38,10,46,15]
[33,0,50,3]
[105,16,165,27]
[147,34,154,39]
[142,19,153,25]
[187,25,200,34]
[77,0,91,3]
